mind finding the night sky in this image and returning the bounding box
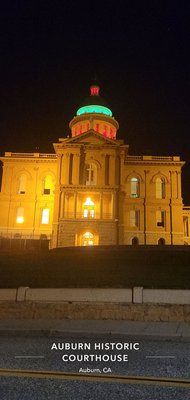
[0,2,190,202]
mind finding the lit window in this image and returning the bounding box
[83,198,95,218]
[43,175,52,195]
[130,210,139,227]
[18,174,27,194]
[16,207,24,224]
[83,208,95,218]
[156,178,165,199]
[90,209,95,218]
[41,208,50,224]
[83,209,88,218]
[156,210,165,227]
[103,125,108,136]
[131,178,139,198]
[95,123,100,132]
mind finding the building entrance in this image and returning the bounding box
[82,232,94,246]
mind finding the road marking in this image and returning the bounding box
[15,356,45,359]
[0,368,189,388]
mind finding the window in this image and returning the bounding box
[83,209,88,218]
[158,238,165,245]
[16,207,24,224]
[131,178,139,198]
[130,210,139,227]
[41,208,50,224]
[156,210,165,227]
[95,123,100,133]
[83,198,95,218]
[83,208,95,218]
[156,177,165,199]
[132,237,139,245]
[18,174,27,194]
[184,217,189,237]
[85,164,97,185]
[43,175,52,195]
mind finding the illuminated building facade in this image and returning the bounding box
[0,84,190,247]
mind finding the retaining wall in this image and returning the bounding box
[0,287,189,321]
[0,287,189,305]
[0,302,189,321]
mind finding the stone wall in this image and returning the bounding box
[0,301,189,321]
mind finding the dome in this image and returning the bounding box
[76,84,113,117]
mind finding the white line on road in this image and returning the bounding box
[15,356,45,359]
[146,356,176,359]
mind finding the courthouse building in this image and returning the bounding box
[0,84,190,247]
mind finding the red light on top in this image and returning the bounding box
[90,85,100,96]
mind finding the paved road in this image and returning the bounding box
[0,335,190,399]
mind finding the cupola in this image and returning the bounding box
[69,84,119,139]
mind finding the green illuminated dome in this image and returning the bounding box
[76,84,113,117]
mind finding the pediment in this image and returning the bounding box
[64,130,119,146]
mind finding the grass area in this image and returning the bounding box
[0,246,190,289]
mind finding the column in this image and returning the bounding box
[120,151,125,186]
[112,192,117,220]
[177,171,182,199]
[72,153,80,185]
[109,155,115,186]
[60,192,65,219]
[100,192,103,219]
[62,153,70,184]
[74,191,77,218]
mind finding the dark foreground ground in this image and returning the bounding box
[0,334,190,400]
[0,245,190,289]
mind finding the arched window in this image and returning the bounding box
[156,177,165,199]
[18,174,27,194]
[132,237,139,245]
[131,178,139,198]
[158,238,165,245]
[85,163,97,185]
[43,175,52,195]
[83,198,95,218]
[82,232,94,246]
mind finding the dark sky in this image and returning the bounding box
[0,1,190,202]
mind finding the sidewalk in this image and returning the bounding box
[0,320,190,339]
